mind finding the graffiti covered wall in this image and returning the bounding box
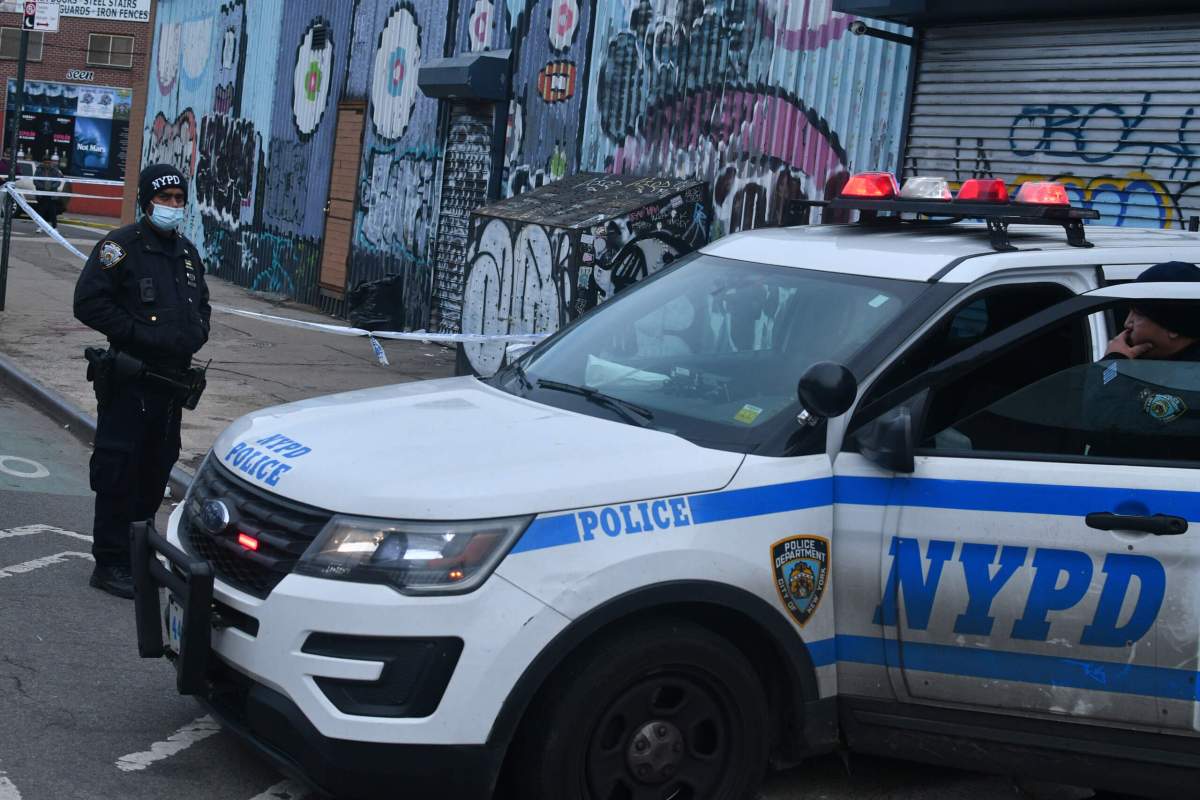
[579,0,912,238]
[345,0,452,329]
[144,0,912,328]
[143,0,354,305]
[904,18,1200,229]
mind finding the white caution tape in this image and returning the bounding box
[210,303,550,345]
[10,188,123,200]
[7,180,550,356]
[3,182,90,261]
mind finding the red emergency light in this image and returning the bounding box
[237,532,260,551]
[1015,181,1070,206]
[840,172,900,199]
[957,179,1009,202]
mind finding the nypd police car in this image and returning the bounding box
[133,173,1200,800]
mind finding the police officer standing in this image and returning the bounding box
[73,164,211,598]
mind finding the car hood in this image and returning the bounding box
[209,376,743,520]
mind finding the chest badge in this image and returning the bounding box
[98,241,126,270]
[1140,390,1187,423]
[771,536,829,628]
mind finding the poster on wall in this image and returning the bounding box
[4,79,132,180]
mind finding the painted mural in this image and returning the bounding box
[143,0,351,306]
[579,0,911,238]
[141,0,911,331]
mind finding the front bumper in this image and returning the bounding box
[200,655,500,800]
[132,508,571,798]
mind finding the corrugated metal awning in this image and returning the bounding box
[834,0,1199,26]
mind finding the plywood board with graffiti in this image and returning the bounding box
[459,174,711,377]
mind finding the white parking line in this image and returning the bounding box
[247,780,308,800]
[0,552,92,578]
[114,716,221,772]
[0,524,92,542]
[0,771,21,800]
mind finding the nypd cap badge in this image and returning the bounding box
[771,535,829,627]
[98,241,126,270]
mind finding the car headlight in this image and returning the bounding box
[295,514,533,594]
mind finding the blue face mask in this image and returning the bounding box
[149,202,185,232]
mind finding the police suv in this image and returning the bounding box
[134,173,1200,800]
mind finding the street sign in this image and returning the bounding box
[21,1,36,31]
[32,1,58,32]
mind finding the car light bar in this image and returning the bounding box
[900,176,952,201]
[1015,181,1069,206]
[841,172,899,199]
[828,171,1100,252]
[957,178,1009,203]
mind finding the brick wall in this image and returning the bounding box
[0,10,152,218]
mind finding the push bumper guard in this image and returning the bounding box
[131,520,215,695]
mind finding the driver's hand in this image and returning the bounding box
[1105,330,1154,359]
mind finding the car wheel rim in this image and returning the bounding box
[585,671,732,800]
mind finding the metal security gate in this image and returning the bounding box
[430,101,494,333]
[903,15,1200,229]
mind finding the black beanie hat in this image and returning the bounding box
[1134,261,1200,339]
[138,163,187,212]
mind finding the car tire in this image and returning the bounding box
[512,617,770,800]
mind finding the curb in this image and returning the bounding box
[0,350,193,498]
[59,217,114,230]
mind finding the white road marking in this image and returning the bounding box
[0,770,22,800]
[0,456,49,479]
[114,716,221,772]
[247,780,309,800]
[0,552,92,578]
[0,524,92,542]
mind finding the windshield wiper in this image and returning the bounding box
[536,379,655,427]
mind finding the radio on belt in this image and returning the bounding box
[129,168,1200,800]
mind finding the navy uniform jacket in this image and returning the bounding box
[74,219,211,371]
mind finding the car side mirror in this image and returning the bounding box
[853,408,915,474]
[796,362,858,425]
[505,342,535,360]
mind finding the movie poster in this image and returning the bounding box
[4,79,133,180]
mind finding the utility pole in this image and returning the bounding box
[0,1,34,311]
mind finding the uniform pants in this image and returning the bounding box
[35,197,58,229]
[89,380,181,567]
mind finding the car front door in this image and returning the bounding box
[839,283,1200,731]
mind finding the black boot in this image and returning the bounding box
[89,562,134,599]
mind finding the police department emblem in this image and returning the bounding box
[771,536,829,627]
[98,241,126,269]
[1140,390,1187,423]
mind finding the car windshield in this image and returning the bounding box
[492,254,933,453]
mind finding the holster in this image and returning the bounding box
[84,346,115,406]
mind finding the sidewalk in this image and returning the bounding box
[0,229,457,473]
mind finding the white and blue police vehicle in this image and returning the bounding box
[133,173,1200,800]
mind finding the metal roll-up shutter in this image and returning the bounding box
[903,15,1200,229]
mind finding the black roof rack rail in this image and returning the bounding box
[827,197,1101,252]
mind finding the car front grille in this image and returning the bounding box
[181,458,331,598]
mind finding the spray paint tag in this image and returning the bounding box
[369,335,389,366]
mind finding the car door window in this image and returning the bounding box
[923,358,1200,466]
[861,283,1076,409]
